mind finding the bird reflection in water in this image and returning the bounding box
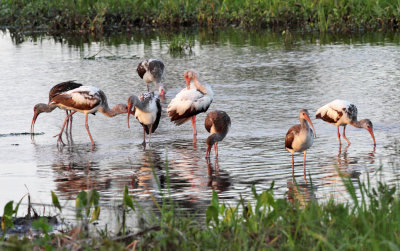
[206,158,231,193]
[287,179,316,207]
[50,146,112,199]
[128,149,164,193]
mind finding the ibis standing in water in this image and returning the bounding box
[315,99,376,146]
[167,69,213,140]
[285,109,316,181]
[205,110,231,158]
[31,80,82,136]
[127,92,162,148]
[32,85,128,146]
[137,59,166,96]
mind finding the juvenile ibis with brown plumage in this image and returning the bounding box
[285,109,316,181]
[32,85,129,146]
[315,100,376,146]
[31,80,82,136]
[137,59,166,96]
[167,69,213,138]
[205,110,231,158]
[127,92,161,148]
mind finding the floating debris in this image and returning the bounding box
[0,132,44,137]
[83,48,139,60]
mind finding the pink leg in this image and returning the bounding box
[85,113,95,146]
[55,111,77,145]
[148,124,153,147]
[214,142,218,158]
[291,154,294,177]
[142,128,146,148]
[191,116,197,136]
[342,125,351,145]
[303,151,307,184]
[69,110,73,135]
[337,126,342,145]
[65,110,69,135]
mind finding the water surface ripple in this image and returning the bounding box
[0,30,399,221]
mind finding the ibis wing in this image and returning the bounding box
[285,125,300,150]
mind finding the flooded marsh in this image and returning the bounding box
[0,29,400,224]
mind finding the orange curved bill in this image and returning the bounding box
[304,113,316,138]
[368,127,376,146]
[185,77,191,90]
[30,111,38,134]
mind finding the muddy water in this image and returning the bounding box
[0,29,399,223]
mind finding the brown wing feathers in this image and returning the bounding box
[285,124,300,150]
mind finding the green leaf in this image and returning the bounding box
[51,191,62,212]
[211,190,219,209]
[123,185,135,211]
[3,201,13,216]
[88,190,100,207]
[206,205,219,226]
[77,191,88,207]
[32,217,52,236]
[251,184,259,199]
[90,206,101,223]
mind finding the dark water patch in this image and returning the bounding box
[0,132,44,137]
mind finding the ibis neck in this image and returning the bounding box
[207,133,224,147]
[351,120,362,128]
[192,77,208,94]
[300,118,310,130]
[129,95,147,111]
[99,103,125,118]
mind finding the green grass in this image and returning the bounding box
[2,165,400,250]
[1,0,400,32]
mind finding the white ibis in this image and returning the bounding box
[127,92,161,148]
[315,99,376,146]
[167,69,213,138]
[137,59,166,96]
[31,80,82,136]
[285,109,316,181]
[33,85,128,146]
[205,110,231,158]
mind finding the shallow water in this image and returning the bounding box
[0,29,400,224]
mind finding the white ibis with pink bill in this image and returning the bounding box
[315,99,376,146]
[167,69,213,139]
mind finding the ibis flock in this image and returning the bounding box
[31,58,376,180]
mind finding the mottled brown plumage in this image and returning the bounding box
[205,110,231,158]
[316,100,375,146]
[48,81,82,101]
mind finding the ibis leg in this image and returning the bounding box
[337,126,341,145]
[85,113,95,146]
[55,111,77,145]
[291,154,294,177]
[303,150,307,184]
[142,127,146,148]
[191,116,197,136]
[342,125,351,145]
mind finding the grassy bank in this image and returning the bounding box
[2,173,400,250]
[1,0,400,32]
